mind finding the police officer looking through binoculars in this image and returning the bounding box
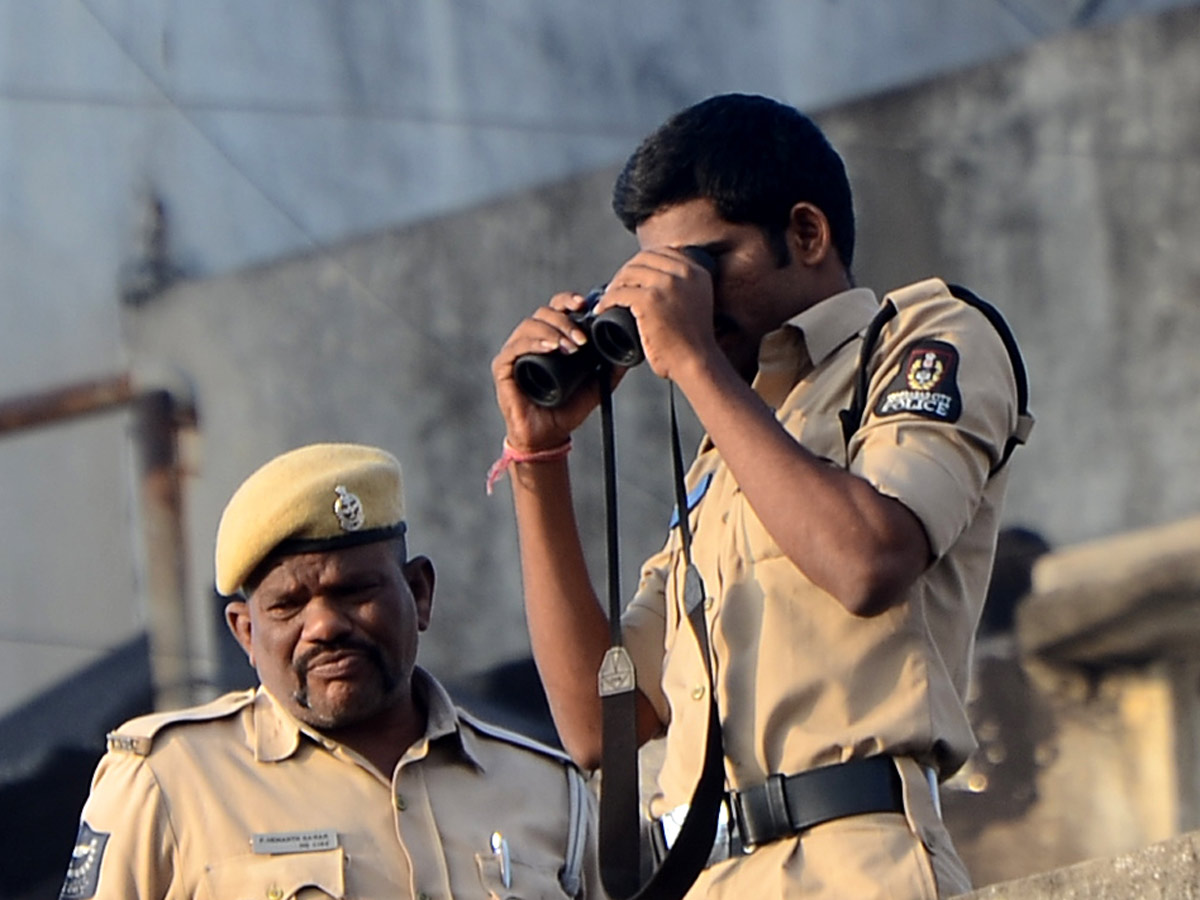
[490,93,1031,900]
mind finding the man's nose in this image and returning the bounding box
[300,596,353,642]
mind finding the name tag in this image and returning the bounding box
[252,829,339,855]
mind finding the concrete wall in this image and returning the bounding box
[117,5,1200,696]
[2,0,1197,716]
[820,6,1200,546]
[940,515,1200,886]
[123,168,664,685]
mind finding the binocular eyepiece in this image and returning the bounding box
[513,246,717,408]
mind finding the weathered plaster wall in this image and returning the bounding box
[124,6,1200,689]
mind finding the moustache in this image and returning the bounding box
[291,637,395,712]
[293,637,389,679]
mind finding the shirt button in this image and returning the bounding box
[395,793,407,811]
[691,685,706,700]
[703,596,714,610]
[417,893,432,900]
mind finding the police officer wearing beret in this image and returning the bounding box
[62,443,600,900]
[491,94,1033,898]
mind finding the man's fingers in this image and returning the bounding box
[530,307,589,349]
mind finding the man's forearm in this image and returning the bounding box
[491,282,665,766]
[672,350,930,616]
[510,458,627,768]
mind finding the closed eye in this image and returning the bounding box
[263,592,307,617]
[327,576,385,602]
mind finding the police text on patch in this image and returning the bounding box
[879,390,955,418]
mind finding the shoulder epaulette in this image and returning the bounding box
[105,689,257,756]
[456,707,575,766]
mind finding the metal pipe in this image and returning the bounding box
[0,373,199,711]
[0,374,134,434]
[133,389,194,710]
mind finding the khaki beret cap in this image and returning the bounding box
[215,443,406,596]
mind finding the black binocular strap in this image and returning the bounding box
[597,372,725,900]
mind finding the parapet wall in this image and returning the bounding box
[960,830,1200,899]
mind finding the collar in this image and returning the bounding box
[402,668,486,773]
[253,688,303,763]
[778,287,880,367]
[251,668,483,772]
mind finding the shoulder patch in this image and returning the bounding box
[457,708,574,766]
[875,339,963,423]
[106,689,257,755]
[60,822,108,899]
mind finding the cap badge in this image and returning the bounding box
[333,485,365,532]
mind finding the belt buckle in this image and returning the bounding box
[656,797,741,868]
[728,786,754,853]
[657,803,689,857]
[732,772,794,850]
[708,797,736,866]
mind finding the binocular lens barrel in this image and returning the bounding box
[512,247,715,409]
[590,307,643,368]
[513,346,601,409]
[513,290,642,409]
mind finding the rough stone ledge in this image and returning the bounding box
[1018,515,1200,664]
[957,829,1200,899]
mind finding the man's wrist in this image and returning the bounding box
[486,437,572,494]
[669,343,728,393]
[503,435,572,456]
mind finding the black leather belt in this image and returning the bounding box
[734,755,904,847]
[652,756,906,868]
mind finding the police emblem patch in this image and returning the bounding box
[875,339,963,423]
[60,822,108,899]
[333,485,365,531]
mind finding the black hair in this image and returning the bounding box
[612,93,855,269]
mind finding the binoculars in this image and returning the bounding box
[514,246,717,408]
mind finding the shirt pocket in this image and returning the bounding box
[204,847,346,899]
[474,851,572,899]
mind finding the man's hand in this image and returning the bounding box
[492,292,624,452]
[594,248,719,384]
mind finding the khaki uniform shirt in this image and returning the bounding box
[622,279,1028,898]
[63,668,599,900]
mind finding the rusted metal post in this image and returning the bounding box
[0,373,199,711]
[132,389,197,710]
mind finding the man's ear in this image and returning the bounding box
[788,202,834,267]
[403,555,436,632]
[225,599,255,665]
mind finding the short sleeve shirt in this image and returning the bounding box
[64,668,599,899]
[621,279,1023,816]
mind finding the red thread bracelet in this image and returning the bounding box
[486,438,572,494]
